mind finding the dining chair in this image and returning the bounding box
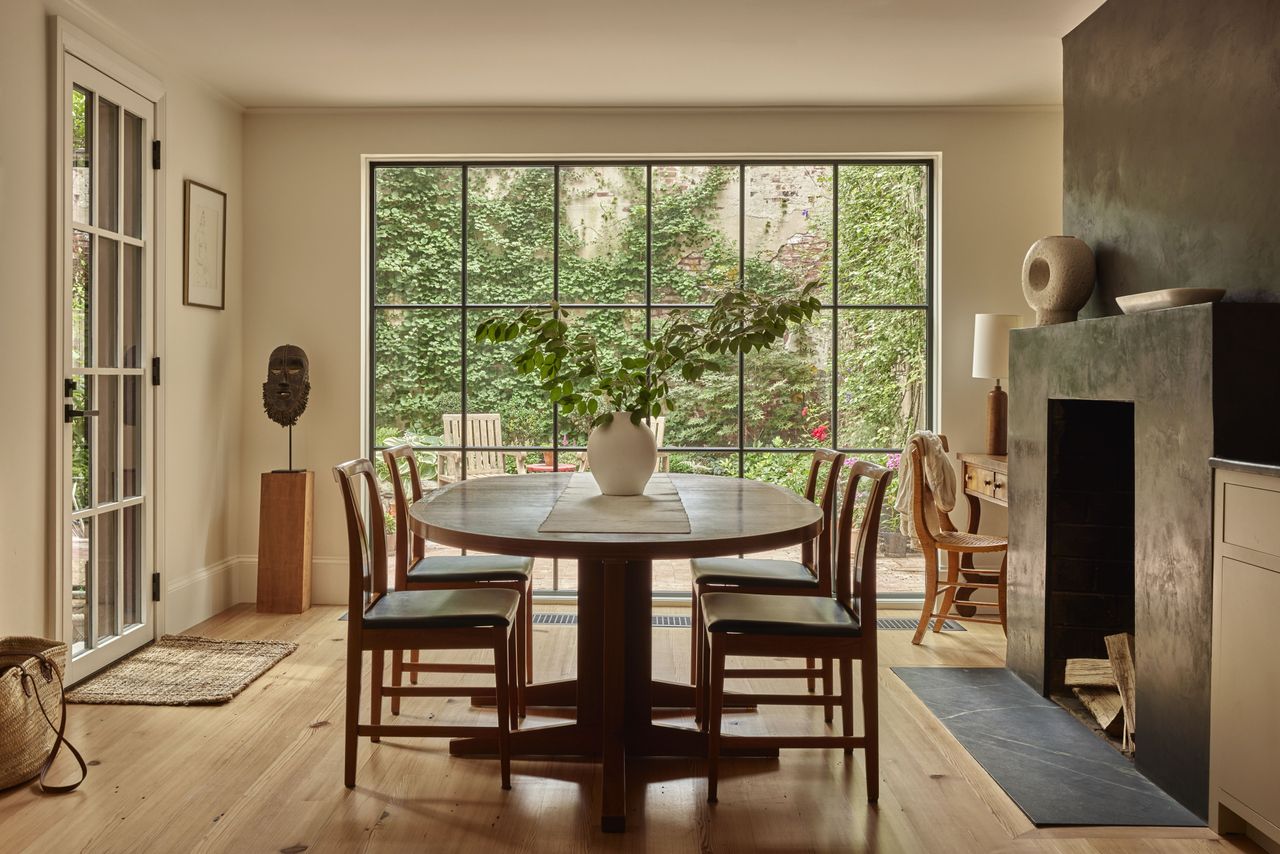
[905,434,1008,645]
[334,458,521,790]
[699,459,893,804]
[383,443,535,695]
[689,449,845,721]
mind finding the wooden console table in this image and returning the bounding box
[954,453,1007,614]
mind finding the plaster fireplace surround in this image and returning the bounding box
[1006,302,1280,819]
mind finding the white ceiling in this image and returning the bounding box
[80,0,1105,110]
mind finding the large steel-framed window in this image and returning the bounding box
[368,159,934,596]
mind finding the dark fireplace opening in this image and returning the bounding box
[1045,399,1136,694]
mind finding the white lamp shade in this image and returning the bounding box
[972,314,1024,380]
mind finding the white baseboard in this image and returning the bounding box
[233,555,349,606]
[164,557,237,633]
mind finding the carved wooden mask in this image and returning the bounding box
[262,344,310,427]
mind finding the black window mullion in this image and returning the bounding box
[737,163,746,479]
[460,166,468,482]
[831,163,840,452]
[552,165,560,472]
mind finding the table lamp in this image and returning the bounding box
[972,314,1023,456]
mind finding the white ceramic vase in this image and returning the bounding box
[586,412,657,496]
[1021,235,1097,325]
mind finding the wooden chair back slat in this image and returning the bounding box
[835,460,894,627]
[333,458,388,624]
[801,449,845,591]
[381,444,426,590]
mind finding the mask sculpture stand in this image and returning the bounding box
[257,344,313,613]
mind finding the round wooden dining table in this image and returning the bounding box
[409,472,822,832]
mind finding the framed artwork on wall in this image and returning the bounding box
[183,179,227,309]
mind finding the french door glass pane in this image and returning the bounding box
[97,376,118,504]
[837,164,928,305]
[651,165,740,303]
[374,166,462,304]
[465,309,551,451]
[97,98,119,231]
[72,86,91,225]
[72,517,92,649]
[467,166,553,305]
[97,237,119,367]
[123,504,141,627]
[72,230,92,368]
[72,379,91,511]
[123,111,144,238]
[558,166,646,304]
[96,510,119,641]
[123,375,142,498]
[836,308,927,450]
[123,244,142,367]
[742,311,832,448]
[652,308,738,448]
[374,308,460,442]
[744,164,833,303]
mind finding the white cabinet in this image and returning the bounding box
[1211,464,1280,854]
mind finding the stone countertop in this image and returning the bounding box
[1210,457,1280,479]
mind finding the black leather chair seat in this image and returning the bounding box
[690,557,818,589]
[701,591,861,637]
[407,555,532,583]
[364,588,520,630]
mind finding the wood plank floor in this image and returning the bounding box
[0,604,1259,853]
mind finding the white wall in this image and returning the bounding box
[240,107,1061,602]
[0,0,244,637]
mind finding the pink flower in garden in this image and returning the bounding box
[886,453,901,470]
[810,424,829,442]
[801,406,809,417]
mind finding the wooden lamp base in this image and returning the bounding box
[986,381,1008,456]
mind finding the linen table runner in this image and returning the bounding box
[538,473,691,533]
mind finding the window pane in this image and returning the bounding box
[558,165,646,304]
[123,504,141,627]
[97,237,119,368]
[374,308,459,441]
[72,230,92,368]
[666,451,737,478]
[743,311,832,448]
[466,309,552,451]
[97,375,118,504]
[553,308,646,445]
[123,111,144,238]
[72,517,91,652]
[745,165,832,303]
[96,510,119,642]
[72,87,91,225]
[97,98,119,232]
[653,308,738,448]
[836,308,927,450]
[652,165,740,303]
[744,451,818,496]
[123,244,142,367]
[123,375,142,498]
[467,166,554,304]
[374,167,462,304]
[837,164,928,305]
[72,379,91,511]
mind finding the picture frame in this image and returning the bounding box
[183,179,227,309]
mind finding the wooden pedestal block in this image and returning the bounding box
[257,470,313,613]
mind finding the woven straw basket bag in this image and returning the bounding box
[0,636,86,792]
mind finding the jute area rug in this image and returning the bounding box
[66,635,297,706]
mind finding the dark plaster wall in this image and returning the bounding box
[1007,303,1280,818]
[1063,0,1280,316]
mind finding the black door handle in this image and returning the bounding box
[64,403,99,423]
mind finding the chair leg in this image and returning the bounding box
[998,553,1008,636]
[344,640,361,788]
[370,650,384,743]
[690,583,702,690]
[861,652,879,803]
[391,650,403,716]
[707,634,725,804]
[494,633,512,791]
[409,649,420,685]
[913,548,940,645]
[507,629,521,731]
[524,579,534,684]
[822,658,835,724]
[840,657,854,754]
[934,550,961,633]
[697,622,711,729]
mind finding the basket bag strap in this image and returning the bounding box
[19,651,87,793]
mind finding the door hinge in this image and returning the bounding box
[151,356,161,386]
[152,140,161,170]
[152,572,161,602]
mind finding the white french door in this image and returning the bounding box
[61,54,157,681]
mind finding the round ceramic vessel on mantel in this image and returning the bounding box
[586,412,657,496]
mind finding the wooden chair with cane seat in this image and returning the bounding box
[689,449,846,722]
[699,460,893,804]
[334,458,521,790]
[383,443,534,699]
[906,434,1008,645]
